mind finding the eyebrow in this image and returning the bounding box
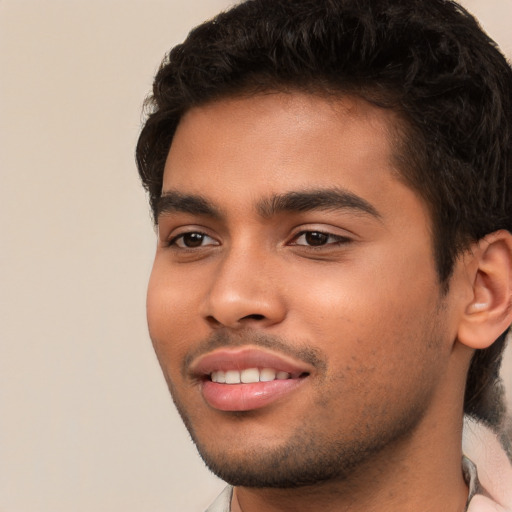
[156,187,381,221]
[156,191,222,220]
[257,188,381,219]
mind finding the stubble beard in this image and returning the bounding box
[161,323,444,489]
[168,378,433,489]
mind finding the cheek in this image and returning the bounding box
[284,249,441,360]
[146,263,200,366]
[294,270,445,419]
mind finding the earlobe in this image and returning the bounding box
[457,230,512,350]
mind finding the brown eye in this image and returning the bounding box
[182,233,205,247]
[304,232,329,246]
[292,231,351,248]
[171,232,217,248]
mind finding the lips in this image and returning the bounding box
[189,348,311,412]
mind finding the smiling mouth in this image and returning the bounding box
[210,368,309,384]
[190,347,314,411]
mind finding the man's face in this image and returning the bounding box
[147,92,461,486]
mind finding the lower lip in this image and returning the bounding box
[201,378,306,412]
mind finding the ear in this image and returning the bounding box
[457,230,512,350]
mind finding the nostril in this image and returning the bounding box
[205,313,267,328]
[241,314,265,321]
[205,315,222,327]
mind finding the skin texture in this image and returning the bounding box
[147,92,477,512]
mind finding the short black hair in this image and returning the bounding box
[136,0,512,431]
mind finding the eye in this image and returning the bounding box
[169,232,218,249]
[291,231,350,247]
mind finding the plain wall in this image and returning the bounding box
[1,1,511,511]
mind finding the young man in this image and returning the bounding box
[136,1,512,510]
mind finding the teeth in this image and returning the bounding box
[213,370,226,383]
[259,368,276,382]
[225,370,241,384]
[210,368,292,384]
[241,368,260,383]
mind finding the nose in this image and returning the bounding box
[201,247,287,329]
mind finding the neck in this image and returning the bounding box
[232,410,469,512]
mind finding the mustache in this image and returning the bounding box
[181,329,327,378]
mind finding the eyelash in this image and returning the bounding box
[167,231,218,249]
[167,229,351,250]
[290,230,352,248]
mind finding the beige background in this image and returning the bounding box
[0,1,511,511]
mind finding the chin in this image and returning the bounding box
[190,415,419,489]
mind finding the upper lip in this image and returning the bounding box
[189,347,313,380]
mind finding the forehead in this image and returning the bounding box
[161,91,420,221]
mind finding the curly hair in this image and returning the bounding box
[136,0,512,430]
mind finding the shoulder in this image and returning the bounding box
[463,417,512,512]
[467,495,510,512]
